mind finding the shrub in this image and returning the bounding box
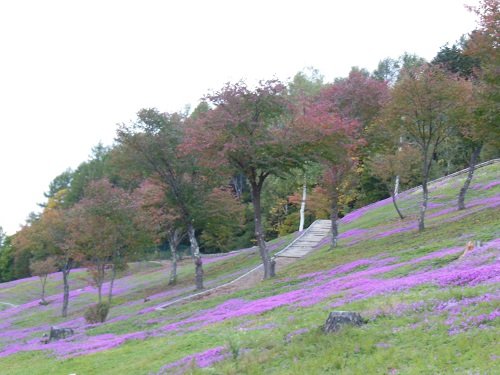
[84,303,110,323]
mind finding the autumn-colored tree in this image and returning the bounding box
[186,80,313,279]
[323,68,389,128]
[117,109,206,290]
[456,0,500,209]
[297,82,364,247]
[13,208,77,317]
[467,0,500,103]
[320,68,390,208]
[368,145,422,219]
[134,178,185,285]
[68,179,143,308]
[30,257,57,305]
[288,185,331,228]
[381,64,471,231]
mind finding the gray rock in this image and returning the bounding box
[323,311,365,333]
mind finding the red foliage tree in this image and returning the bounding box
[295,87,363,247]
[185,80,315,279]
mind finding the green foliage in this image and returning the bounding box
[63,144,110,207]
[288,67,324,100]
[0,236,15,282]
[432,41,479,78]
[199,188,246,252]
[42,169,72,202]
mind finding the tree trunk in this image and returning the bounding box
[97,283,102,304]
[96,263,105,304]
[458,144,482,210]
[62,269,70,317]
[195,256,203,290]
[390,191,405,220]
[107,265,117,304]
[394,175,400,197]
[330,190,339,248]
[168,228,183,285]
[418,159,431,232]
[251,186,272,279]
[187,223,203,290]
[169,255,177,285]
[394,136,403,197]
[40,276,47,303]
[299,182,307,232]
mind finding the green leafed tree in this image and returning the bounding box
[381,64,471,231]
[368,145,422,219]
[116,109,206,290]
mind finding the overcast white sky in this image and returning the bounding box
[0,0,480,235]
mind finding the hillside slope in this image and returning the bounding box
[0,163,499,374]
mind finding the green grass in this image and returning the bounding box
[0,163,499,375]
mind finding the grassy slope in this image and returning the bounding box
[0,164,499,375]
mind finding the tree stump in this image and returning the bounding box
[270,257,276,278]
[41,326,74,343]
[323,311,364,333]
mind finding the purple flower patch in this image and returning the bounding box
[157,346,228,374]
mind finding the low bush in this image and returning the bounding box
[84,303,110,324]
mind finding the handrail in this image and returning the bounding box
[155,220,324,310]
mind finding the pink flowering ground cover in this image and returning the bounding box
[0,167,498,374]
[2,233,498,360]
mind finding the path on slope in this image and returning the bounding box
[0,301,17,308]
[156,220,332,310]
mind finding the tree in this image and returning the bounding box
[456,0,500,209]
[0,236,15,283]
[381,65,471,231]
[40,169,73,207]
[13,208,77,316]
[432,41,479,79]
[117,109,206,290]
[200,188,245,252]
[186,80,313,279]
[372,53,427,86]
[323,68,389,129]
[69,179,143,308]
[134,178,186,285]
[432,40,487,209]
[64,144,111,207]
[368,145,421,219]
[323,156,358,247]
[0,226,5,248]
[321,68,390,209]
[288,67,324,102]
[372,57,400,85]
[30,257,57,305]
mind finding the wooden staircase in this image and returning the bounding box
[276,220,331,258]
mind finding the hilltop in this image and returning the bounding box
[0,162,499,374]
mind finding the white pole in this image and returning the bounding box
[299,181,307,231]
